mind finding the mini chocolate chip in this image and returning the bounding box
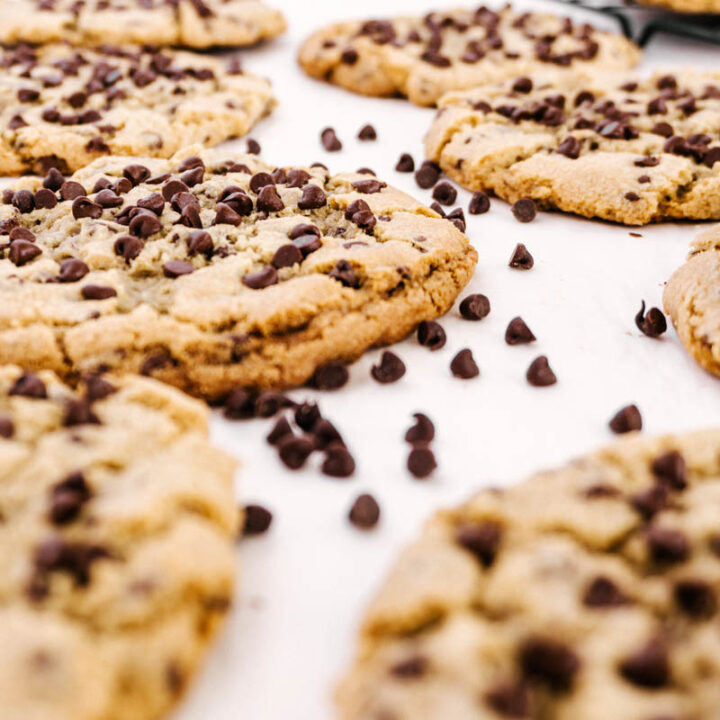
[674,579,716,619]
[43,168,64,191]
[459,293,490,320]
[391,656,427,678]
[272,243,303,269]
[242,504,273,536]
[509,243,534,269]
[63,398,100,427]
[469,191,490,214]
[348,493,380,529]
[407,446,437,479]
[81,284,117,300]
[293,233,322,256]
[519,637,580,690]
[357,124,377,141]
[94,189,122,208]
[405,413,434,445]
[329,260,359,288]
[295,402,321,431]
[505,317,535,345]
[322,443,355,477]
[49,472,91,525]
[415,161,441,189]
[246,138,261,155]
[223,388,255,420]
[9,374,47,399]
[647,527,689,564]
[9,240,42,266]
[242,266,278,289]
[267,416,293,445]
[625,192,640,202]
[286,169,311,188]
[609,404,642,434]
[278,435,314,470]
[129,210,162,238]
[450,348,479,379]
[632,484,669,520]
[312,418,345,450]
[351,179,385,194]
[187,230,213,256]
[58,258,89,282]
[163,260,194,278]
[297,184,327,210]
[83,375,116,403]
[651,451,686,490]
[312,362,349,390]
[257,185,284,213]
[417,320,446,350]
[137,193,165,215]
[214,203,242,226]
[34,188,58,209]
[123,164,151,186]
[512,76,533,93]
[9,227,34,242]
[395,153,415,172]
[321,127,342,152]
[526,356,557,387]
[511,198,536,223]
[254,391,292,418]
[12,189,35,213]
[635,301,667,338]
[59,181,86,201]
[162,179,189,202]
[113,235,143,263]
[371,351,406,384]
[557,136,581,159]
[345,199,376,233]
[71,197,102,220]
[181,166,204,187]
[249,173,274,194]
[432,181,457,206]
[341,48,359,64]
[456,521,502,566]
[619,640,668,688]
[485,682,529,717]
[0,415,14,439]
[583,576,628,608]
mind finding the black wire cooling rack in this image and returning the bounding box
[549,0,720,46]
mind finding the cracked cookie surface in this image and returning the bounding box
[0,44,274,176]
[338,429,720,720]
[0,365,237,720]
[665,225,720,378]
[426,70,720,224]
[0,147,477,400]
[298,6,639,107]
[0,0,286,49]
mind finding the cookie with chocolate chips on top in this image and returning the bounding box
[665,224,720,379]
[298,6,640,107]
[0,0,286,49]
[0,44,274,175]
[338,429,720,720]
[0,365,237,720]
[426,70,720,225]
[0,146,477,400]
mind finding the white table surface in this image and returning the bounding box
[6,1,720,717]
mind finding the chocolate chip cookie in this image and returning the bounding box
[0,364,237,720]
[426,70,720,225]
[0,44,274,176]
[665,225,720,378]
[0,147,477,400]
[0,0,286,49]
[338,429,720,719]
[298,7,640,107]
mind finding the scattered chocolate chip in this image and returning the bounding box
[485,682,529,717]
[505,317,535,345]
[329,259,359,288]
[246,138,261,155]
[295,402,321,432]
[242,504,273,536]
[9,374,47,399]
[341,48,359,65]
[526,356,557,387]
[557,136,581,159]
[407,446,437,479]
[9,240,42,266]
[635,301,667,338]
[83,375,116,402]
[186,229,213,257]
[242,266,278,289]
[12,189,35,213]
[351,178,385,194]
[417,320,446,351]
[254,391,292,418]
[267,416,293,445]
[123,164,151,186]
[223,388,255,420]
[163,260,194,278]
[450,348,479,379]
[59,181,86,201]
[371,351,406,384]
[357,124,377,141]
[278,435,314,470]
[405,413,435,445]
[459,293,490,320]
[456,522,501,566]
[43,168,64,191]
[674,579,716,619]
[395,153,415,172]
[63,397,100,427]
[348,493,380,529]
[48,472,91,525]
[257,185,284,213]
[511,198,537,223]
[619,640,669,688]
[312,362,349,390]
[632,484,670,520]
[651,451,687,490]
[583,576,628,608]
[469,191,490,214]
[519,637,580,691]
[609,404,642,434]
[321,127,342,152]
[129,210,162,238]
[509,243,534,270]
[391,656,427,678]
[34,188,58,209]
[58,258,89,283]
[113,235,143,263]
[415,161,441,189]
[297,184,327,210]
[647,527,690,564]
[0,416,14,439]
[322,443,355,477]
[432,181,457,206]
